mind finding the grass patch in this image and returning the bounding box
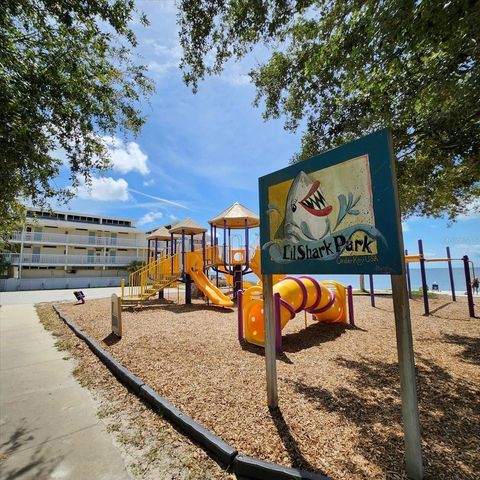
[117,432,146,449]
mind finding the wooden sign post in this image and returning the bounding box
[258,129,423,479]
[111,293,122,337]
[262,274,278,408]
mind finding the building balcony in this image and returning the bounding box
[9,231,147,248]
[2,253,142,267]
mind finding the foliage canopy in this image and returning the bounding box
[0,0,153,237]
[178,0,480,219]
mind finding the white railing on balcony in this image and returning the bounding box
[9,231,147,248]
[1,253,141,266]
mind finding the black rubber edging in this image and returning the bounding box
[139,385,237,468]
[51,304,331,480]
[233,455,330,480]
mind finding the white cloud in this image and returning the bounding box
[77,176,129,202]
[457,199,480,220]
[402,222,409,232]
[169,214,178,221]
[137,211,164,226]
[143,179,155,187]
[145,41,182,79]
[103,136,149,176]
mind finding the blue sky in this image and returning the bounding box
[57,1,479,270]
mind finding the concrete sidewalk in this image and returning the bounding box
[0,304,130,479]
[0,287,122,306]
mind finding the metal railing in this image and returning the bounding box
[128,253,181,299]
[9,231,147,248]
[1,253,141,266]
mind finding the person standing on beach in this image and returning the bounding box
[472,276,479,295]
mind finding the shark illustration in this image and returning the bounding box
[277,171,333,243]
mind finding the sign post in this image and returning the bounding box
[262,274,278,408]
[111,293,122,337]
[258,129,423,478]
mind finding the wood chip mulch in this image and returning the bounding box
[56,294,479,480]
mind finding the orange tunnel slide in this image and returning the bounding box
[241,276,348,347]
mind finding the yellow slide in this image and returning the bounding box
[249,246,285,285]
[186,252,234,307]
[241,276,347,347]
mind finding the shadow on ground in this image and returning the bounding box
[443,333,480,365]
[0,420,61,480]
[285,355,479,479]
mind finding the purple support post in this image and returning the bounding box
[237,290,244,343]
[463,255,475,318]
[228,227,231,266]
[446,246,456,301]
[418,239,429,315]
[274,292,282,355]
[190,234,194,252]
[223,220,227,268]
[154,238,158,260]
[346,285,355,326]
[244,218,250,269]
[181,231,185,276]
[202,232,206,272]
[210,223,213,247]
[147,239,151,263]
[405,249,413,299]
[369,274,375,307]
[170,233,174,274]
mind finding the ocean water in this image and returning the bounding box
[244,267,474,293]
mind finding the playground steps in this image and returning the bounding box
[122,273,180,308]
[140,274,180,298]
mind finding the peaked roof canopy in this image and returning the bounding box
[146,226,172,241]
[168,218,208,235]
[209,202,259,229]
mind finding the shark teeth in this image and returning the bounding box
[301,189,328,211]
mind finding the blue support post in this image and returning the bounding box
[170,233,174,274]
[418,239,429,315]
[202,232,206,272]
[446,246,456,301]
[181,230,185,276]
[223,220,227,270]
[244,218,249,271]
[463,255,475,318]
[369,274,375,307]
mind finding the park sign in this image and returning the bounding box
[259,128,403,275]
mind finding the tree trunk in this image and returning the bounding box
[359,274,365,292]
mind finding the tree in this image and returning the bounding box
[0,1,154,237]
[0,256,12,277]
[127,259,145,273]
[178,0,480,219]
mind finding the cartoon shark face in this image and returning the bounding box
[283,171,332,242]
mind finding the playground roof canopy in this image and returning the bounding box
[209,202,259,229]
[146,226,171,241]
[168,218,208,235]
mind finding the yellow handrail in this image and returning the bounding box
[128,252,181,299]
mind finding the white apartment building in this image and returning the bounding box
[1,208,147,291]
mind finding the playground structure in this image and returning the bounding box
[121,202,353,332]
[121,203,267,308]
[238,277,354,352]
[366,239,476,318]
